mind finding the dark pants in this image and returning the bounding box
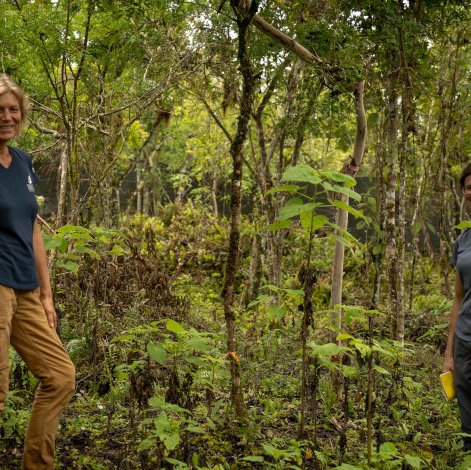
[454,335,471,451]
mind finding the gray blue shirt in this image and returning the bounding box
[0,146,39,290]
[452,229,471,341]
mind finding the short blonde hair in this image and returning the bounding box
[0,74,30,124]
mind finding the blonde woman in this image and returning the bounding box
[0,75,75,470]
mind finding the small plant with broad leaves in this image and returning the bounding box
[113,318,226,461]
[265,164,367,246]
[43,225,127,274]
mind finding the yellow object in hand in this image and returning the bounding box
[440,371,456,401]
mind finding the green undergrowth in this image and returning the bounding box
[0,207,467,469]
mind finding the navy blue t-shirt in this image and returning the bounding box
[0,146,40,290]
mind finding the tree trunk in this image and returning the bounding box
[396,53,414,341]
[409,158,425,310]
[211,174,219,218]
[384,58,400,340]
[242,229,263,307]
[330,81,367,339]
[136,162,143,213]
[396,130,406,344]
[56,141,69,227]
[222,0,258,418]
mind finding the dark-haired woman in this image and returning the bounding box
[444,163,471,452]
[0,74,75,470]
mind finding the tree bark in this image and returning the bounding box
[384,57,400,340]
[222,0,258,418]
[396,126,406,344]
[396,45,414,342]
[56,142,69,227]
[409,159,425,310]
[242,228,263,307]
[330,81,367,339]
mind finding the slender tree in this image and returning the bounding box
[221,0,259,418]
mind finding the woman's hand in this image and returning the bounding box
[443,353,454,373]
[41,295,57,329]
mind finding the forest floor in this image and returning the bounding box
[0,212,469,469]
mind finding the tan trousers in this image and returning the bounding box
[0,285,75,470]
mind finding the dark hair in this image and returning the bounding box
[460,164,471,188]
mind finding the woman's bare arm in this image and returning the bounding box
[443,271,464,372]
[33,218,56,328]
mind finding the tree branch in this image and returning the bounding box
[29,120,62,138]
[252,15,323,66]
[255,58,289,119]
[232,1,323,65]
[342,80,367,177]
[196,92,233,143]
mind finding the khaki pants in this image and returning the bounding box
[0,285,75,470]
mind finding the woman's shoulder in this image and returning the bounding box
[8,146,34,172]
[456,228,471,246]
[8,145,31,161]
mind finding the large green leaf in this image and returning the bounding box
[331,185,362,201]
[184,335,208,352]
[73,245,100,259]
[166,319,186,334]
[341,364,359,377]
[372,244,383,255]
[308,342,349,356]
[109,244,126,256]
[373,365,390,375]
[300,213,328,232]
[163,432,180,451]
[147,342,167,365]
[268,304,287,322]
[378,442,398,457]
[279,201,319,220]
[44,236,67,251]
[404,454,422,469]
[261,284,280,292]
[66,232,94,241]
[454,221,471,230]
[264,185,298,196]
[320,170,357,187]
[331,199,367,221]
[186,424,206,434]
[322,181,335,192]
[57,261,80,273]
[281,165,321,185]
[350,339,371,358]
